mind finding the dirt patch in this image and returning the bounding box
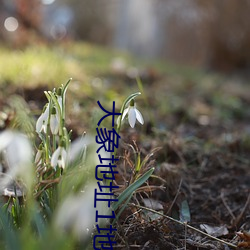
[2,74,250,249]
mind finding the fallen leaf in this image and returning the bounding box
[143,198,164,211]
[237,231,250,248]
[142,198,164,221]
[200,224,229,237]
[174,192,191,222]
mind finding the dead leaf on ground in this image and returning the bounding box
[237,231,250,248]
[200,224,229,237]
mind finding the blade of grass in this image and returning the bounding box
[112,192,134,224]
[0,208,21,250]
[112,167,154,211]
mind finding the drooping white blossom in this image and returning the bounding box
[57,94,63,112]
[50,106,60,135]
[54,183,109,241]
[122,99,144,128]
[36,103,50,133]
[0,130,33,190]
[51,145,67,169]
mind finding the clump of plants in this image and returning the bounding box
[0,79,153,250]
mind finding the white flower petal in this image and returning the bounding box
[51,147,61,168]
[128,107,136,128]
[68,137,86,163]
[135,109,144,125]
[51,147,67,169]
[67,135,98,166]
[5,133,32,170]
[36,104,50,134]
[57,96,63,111]
[58,159,64,169]
[55,183,109,240]
[44,104,50,118]
[60,148,67,169]
[61,148,67,160]
[0,130,13,151]
[42,122,48,133]
[121,102,144,128]
[36,113,45,133]
[0,131,33,190]
[50,114,59,135]
[122,107,129,121]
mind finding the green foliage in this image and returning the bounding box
[0,79,151,250]
[112,167,155,212]
[0,46,70,86]
[0,42,130,87]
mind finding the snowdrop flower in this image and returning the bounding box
[0,130,33,190]
[50,106,59,135]
[122,99,144,128]
[55,183,109,241]
[36,103,50,133]
[67,135,89,164]
[51,142,67,169]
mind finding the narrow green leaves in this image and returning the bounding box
[112,167,154,211]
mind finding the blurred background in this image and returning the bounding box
[1,0,250,73]
[0,2,250,249]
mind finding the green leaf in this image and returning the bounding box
[112,192,133,224]
[32,209,46,237]
[120,92,141,115]
[112,167,154,211]
[135,152,141,173]
[179,199,191,222]
[62,78,72,99]
[0,208,21,250]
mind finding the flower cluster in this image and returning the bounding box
[35,81,70,177]
[33,86,146,242]
[36,90,62,136]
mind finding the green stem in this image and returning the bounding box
[52,134,56,152]
[61,78,72,126]
[49,92,63,136]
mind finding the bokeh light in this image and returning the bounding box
[50,24,67,40]
[4,17,19,32]
[41,0,55,5]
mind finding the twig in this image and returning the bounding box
[34,178,60,198]
[129,203,237,249]
[221,190,236,221]
[166,178,183,215]
[113,244,141,248]
[184,221,187,250]
[233,192,250,227]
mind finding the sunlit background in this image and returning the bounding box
[1,0,250,73]
[0,2,250,249]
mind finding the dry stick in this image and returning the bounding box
[113,244,141,248]
[34,179,60,198]
[184,221,187,250]
[221,190,236,221]
[129,203,238,249]
[166,178,183,215]
[234,192,250,227]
